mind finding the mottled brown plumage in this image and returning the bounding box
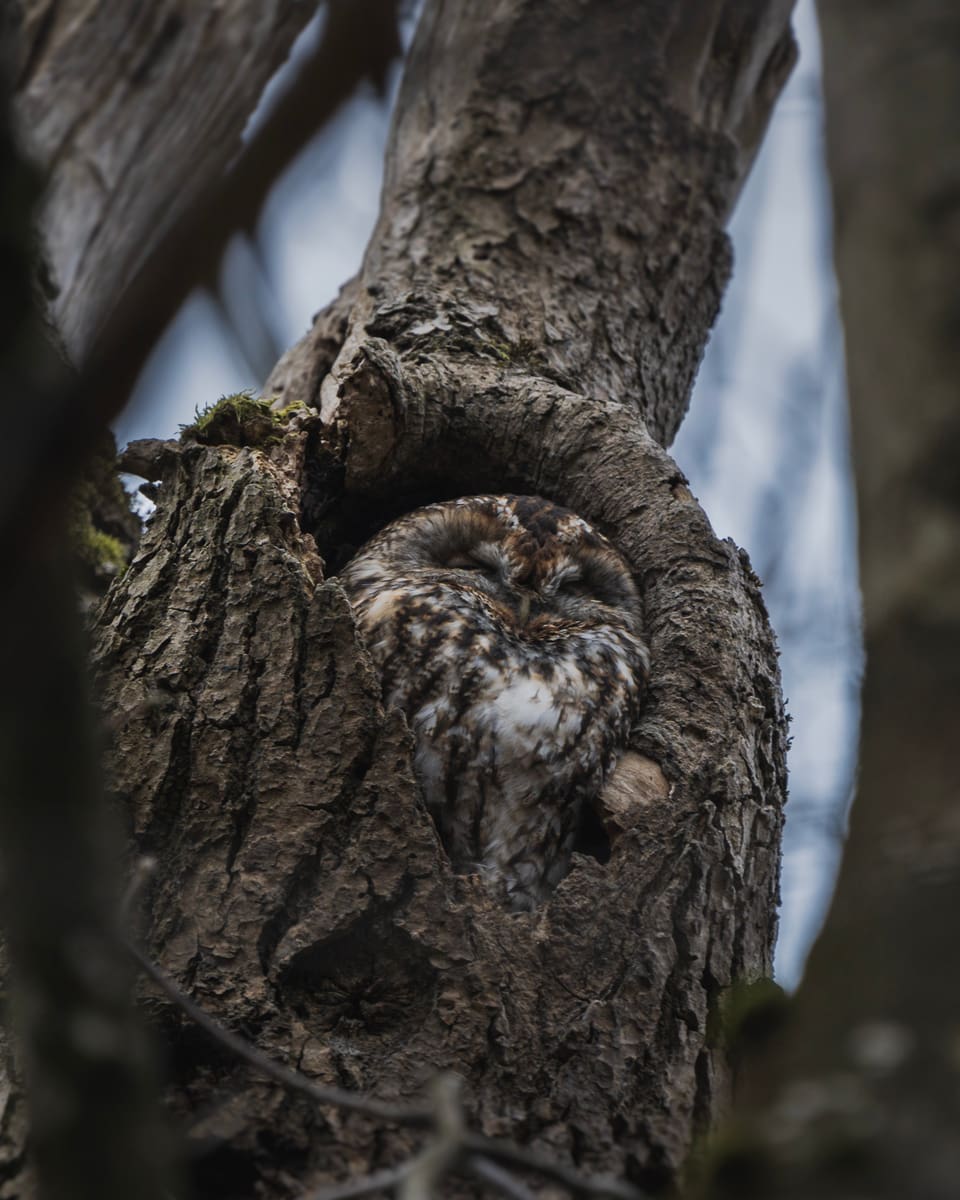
[340,495,649,910]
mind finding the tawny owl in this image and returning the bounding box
[339,495,649,910]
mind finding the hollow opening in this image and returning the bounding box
[298,425,536,574]
[573,799,612,864]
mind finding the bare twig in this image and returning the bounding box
[467,1155,538,1200]
[306,1079,537,1200]
[462,1134,643,1200]
[398,1075,465,1200]
[125,937,646,1199]
[305,1152,540,1200]
[304,1162,416,1200]
[124,937,431,1128]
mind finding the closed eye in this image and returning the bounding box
[554,550,637,610]
[443,553,489,570]
[557,570,625,607]
[557,577,592,597]
[441,541,507,577]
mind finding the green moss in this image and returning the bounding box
[483,334,544,366]
[181,391,303,448]
[68,503,127,579]
[686,1124,775,1200]
[82,525,127,574]
[709,977,791,1056]
[67,430,141,594]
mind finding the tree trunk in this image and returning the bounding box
[7,2,796,1196]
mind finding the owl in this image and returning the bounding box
[339,495,649,911]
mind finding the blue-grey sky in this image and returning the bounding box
[118,0,860,987]
[673,1,860,983]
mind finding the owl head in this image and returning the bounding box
[341,494,645,648]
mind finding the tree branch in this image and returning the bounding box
[461,1136,643,1200]
[466,1156,539,1200]
[0,0,401,562]
[398,1076,465,1200]
[0,69,172,1200]
[304,1163,415,1200]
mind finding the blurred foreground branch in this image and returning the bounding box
[0,62,173,1199]
[0,554,174,1200]
[0,4,401,1191]
[1,0,401,561]
[729,4,960,1198]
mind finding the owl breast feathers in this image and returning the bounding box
[339,495,649,910]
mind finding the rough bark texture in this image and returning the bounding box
[305,0,797,449]
[731,5,960,1198]
[6,1,795,1196]
[0,69,173,1200]
[12,0,316,360]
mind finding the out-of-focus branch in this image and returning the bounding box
[83,0,400,382]
[305,1163,416,1200]
[460,1134,644,1200]
[0,552,175,1200]
[467,1156,538,1200]
[0,67,174,1200]
[398,1075,465,1200]
[0,0,401,562]
[727,4,960,1198]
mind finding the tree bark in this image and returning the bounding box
[7,2,796,1196]
[730,5,960,1198]
[12,0,316,360]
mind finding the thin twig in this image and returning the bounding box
[124,937,431,1128]
[462,1134,644,1200]
[466,1154,538,1200]
[126,938,645,1199]
[398,1075,464,1200]
[302,1161,416,1200]
[120,855,157,921]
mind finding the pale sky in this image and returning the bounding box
[672,0,860,984]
